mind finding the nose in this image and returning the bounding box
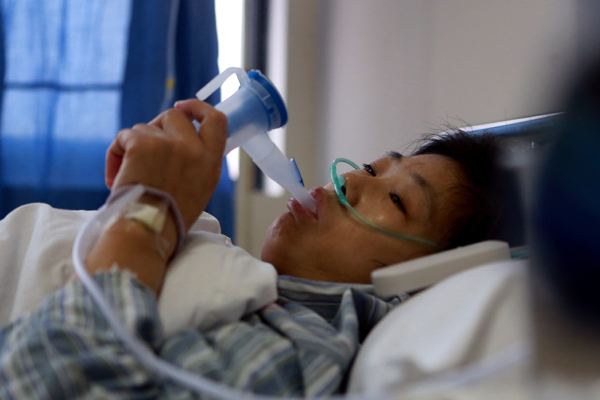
[338,171,369,208]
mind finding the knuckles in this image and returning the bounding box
[128,129,209,164]
[119,104,225,170]
[162,108,185,121]
[131,123,149,132]
[127,134,166,158]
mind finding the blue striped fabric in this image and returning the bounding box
[0,271,404,398]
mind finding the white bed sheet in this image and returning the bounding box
[0,203,277,337]
[348,259,531,397]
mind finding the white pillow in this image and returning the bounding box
[0,203,277,337]
[348,260,530,395]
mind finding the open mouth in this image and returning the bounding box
[287,188,320,221]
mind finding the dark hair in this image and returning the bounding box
[412,130,502,249]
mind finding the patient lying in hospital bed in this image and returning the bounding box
[0,99,505,398]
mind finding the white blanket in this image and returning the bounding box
[0,203,277,338]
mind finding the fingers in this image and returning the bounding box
[172,98,214,121]
[174,99,228,155]
[146,100,227,157]
[104,100,228,229]
[105,124,162,189]
[105,130,127,189]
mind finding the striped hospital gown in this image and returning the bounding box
[0,271,400,399]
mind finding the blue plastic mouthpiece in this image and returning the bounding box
[196,68,316,212]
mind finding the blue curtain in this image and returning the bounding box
[122,0,235,239]
[0,0,235,239]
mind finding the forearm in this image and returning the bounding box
[84,195,178,295]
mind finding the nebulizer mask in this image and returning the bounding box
[196,67,316,212]
[330,158,442,250]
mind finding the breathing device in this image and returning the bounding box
[196,67,316,212]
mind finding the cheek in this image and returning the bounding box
[261,212,324,265]
[341,230,423,268]
[263,212,425,283]
[320,226,399,277]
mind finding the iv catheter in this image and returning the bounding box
[330,158,442,250]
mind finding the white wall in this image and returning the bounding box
[315,0,579,184]
[236,0,322,257]
[236,0,582,257]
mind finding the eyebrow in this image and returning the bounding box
[386,151,403,160]
[384,150,433,192]
[410,171,432,191]
[409,171,435,218]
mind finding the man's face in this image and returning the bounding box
[261,153,465,283]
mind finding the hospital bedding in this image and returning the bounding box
[349,259,530,397]
[0,204,533,398]
[0,266,399,398]
[0,203,277,337]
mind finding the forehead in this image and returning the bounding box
[381,153,462,186]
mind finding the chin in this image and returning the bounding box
[261,221,283,264]
[260,242,287,276]
[261,220,300,277]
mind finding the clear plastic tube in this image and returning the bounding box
[243,132,316,212]
[330,158,441,250]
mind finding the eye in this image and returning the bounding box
[363,163,375,176]
[390,193,407,214]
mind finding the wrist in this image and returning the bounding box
[84,185,187,295]
[107,185,187,258]
[85,219,169,294]
[121,194,178,260]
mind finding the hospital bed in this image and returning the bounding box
[0,113,561,399]
[350,113,563,399]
